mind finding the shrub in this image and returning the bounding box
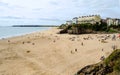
[108,28,118,33]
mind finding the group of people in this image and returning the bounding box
[112,34,120,40]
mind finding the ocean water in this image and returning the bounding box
[0,26,50,39]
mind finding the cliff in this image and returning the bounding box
[75,49,120,75]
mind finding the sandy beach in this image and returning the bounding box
[0,27,120,75]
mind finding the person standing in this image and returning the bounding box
[112,34,116,41]
[118,34,120,39]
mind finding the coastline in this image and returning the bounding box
[0,27,120,75]
[0,27,52,40]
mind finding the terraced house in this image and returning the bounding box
[66,15,101,25]
[77,15,101,24]
[106,18,120,26]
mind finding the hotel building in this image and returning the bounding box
[77,15,101,24]
[106,18,120,26]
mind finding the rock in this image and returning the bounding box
[75,49,120,75]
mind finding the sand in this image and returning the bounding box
[0,27,120,75]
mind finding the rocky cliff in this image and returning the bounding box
[75,49,120,75]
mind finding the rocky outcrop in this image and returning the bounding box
[75,49,120,75]
[75,62,113,75]
[59,28,93,34]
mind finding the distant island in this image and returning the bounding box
[12,25,59,27]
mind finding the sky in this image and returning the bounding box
[0,0,120,26]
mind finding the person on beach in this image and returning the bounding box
[112,34,116,41]
[118,34,120,39]
[81,42,84,46]
[112,45,117,50]
[100,56,105,61]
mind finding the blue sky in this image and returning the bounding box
[0,0,120,26]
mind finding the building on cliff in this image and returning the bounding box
[65,15,120,26]
[106,18,120,26]
[77,15,101,24]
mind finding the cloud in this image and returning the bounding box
[74,0,119,9]
[32,8,43,11]
[0,16,25,19]
[37,18,64,22]
[119,0,120,6]
[49,1,59,5]
[0,2,8,6]
[0,0,120,26]
[72,0,79,2]
[0,1,24,10]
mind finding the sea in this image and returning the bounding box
[0,26,51,39]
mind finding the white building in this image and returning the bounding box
[77,15,101,24]
[106,18,120,26]
[106,18,113,26]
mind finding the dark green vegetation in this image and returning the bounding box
[59,22,120,34]
[105,49,120,73]
[75,49,120,75]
